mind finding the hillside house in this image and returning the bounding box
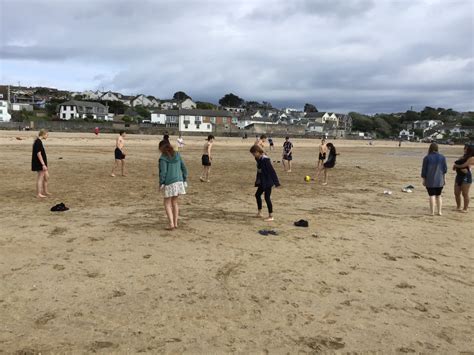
[0,86,11,122]
[131,94,154,107]
[100,91,122,102]
[399,129,415,140]
[179,98,197,109]
[58,100,109,120]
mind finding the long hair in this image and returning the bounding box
[326,142,336,156]
[159,140,175,158]
[428,143,439,154]
[464,144,474,158]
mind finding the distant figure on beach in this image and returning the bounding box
[111,131,126,177]
[177,134,185,151]
[319,142,336,185]
[257,134,267,151]
[200,135,214,182]
[282,136,293,172]
[158,140,187,230]
[421,143,447,216]
[250,145,280,222]
[94,127,99,136]
[32,129,50,198]
[452,144,474,213]
[268,137,274,151]
[317,138,327,168]
[399,139,402,147]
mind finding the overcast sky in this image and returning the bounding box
[1,0,473,113]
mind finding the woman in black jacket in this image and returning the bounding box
[250,145,280,221]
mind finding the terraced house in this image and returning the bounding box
[58,100,109,120]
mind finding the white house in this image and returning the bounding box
[306,122,324,133]
[179,98,197,109]
[59,100,109,120]
[82,90,103,100]
[399,129,415,140]
[160,99,179,110]
[0,86,11,122]
[250,110,263,119]
[179,110,212,132]
[100,91,122,102]
[131,94,154,107]
[223,106,245,113]
[149,97,160,108]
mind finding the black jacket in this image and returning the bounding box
[255,156,280,189]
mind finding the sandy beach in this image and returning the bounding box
[0,131,472,354]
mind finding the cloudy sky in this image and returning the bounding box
[1,0,473,113]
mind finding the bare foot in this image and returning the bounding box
[322,182,328,186]
[206,180,211,183]
[111,173,116,177]
[122,174,127,177]
[200,177,205,182]
[165,226,175,231]
[287,170,292,173]
[256,212,263,218]
[461,209,468,213]
[437,212,442,216]
[45,192,52,196]
[37,194,47,198]
[264,217,274,222]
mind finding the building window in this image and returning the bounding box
[207,124,211,129]
[210,117,216,124]
[70,113,74,119]
[62,113,66,119]
[185,124,188,129]
[196,124,200,129]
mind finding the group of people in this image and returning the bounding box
[31,130,472,229]
[421,142,473,215]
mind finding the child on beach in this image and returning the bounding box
[453,144,474,212]
[317,138,327,168]
[319,142,336,185]
[177,135,185,151]
[159,140,188,230]
[250,145,280,222]
[31,129,50,198]
[111,131,127,177]
[200,135,214,182]
[268,137,274,151]
[282,136,293,172]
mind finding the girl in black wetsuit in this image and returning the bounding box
[453,144,474,212]
[321,143,336,185]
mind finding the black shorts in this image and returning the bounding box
[426,187,443,196]
[115,148,125,160]
[323,161,335,169]
[283,153,292,161]
[202,154,211,166]
[319,153,326,161]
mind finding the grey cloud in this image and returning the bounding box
[0,0,473,113]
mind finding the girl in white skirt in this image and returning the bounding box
[159,140,188,230]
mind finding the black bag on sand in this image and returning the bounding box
[294,219,309,227]
[50,203,69,212]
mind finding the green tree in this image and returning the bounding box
[420,106,439,120]
[460,117,474,126]
[173,91,191,101]
[350,112,374,132]
[134,106,151,120]
[196,101,217,109]
[403,110,419,122]
[103,100,126,115]
[219,93,244,108]
[304,103,318,113]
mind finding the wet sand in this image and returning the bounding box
[0,131,472,353]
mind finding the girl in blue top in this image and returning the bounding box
[421,143,447,216]
[159,140,188,230]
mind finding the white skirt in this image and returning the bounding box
[163,181,186,198]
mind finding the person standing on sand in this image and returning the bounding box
[176,134,185,151]
[268,136,274,151]
[452,144,474,213]
[111,131,127,177]
[421,143,447,216]
[282,136,293,172]
[317,138,327,168]
[32,129,50,198]
[159,140,188,230]
[250,144,280,222]
[319,142,336,185]
[200,135,214,182]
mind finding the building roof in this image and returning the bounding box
[305,112,324,118]
[60,100,107,108]
[0,85,9,100]
[152,109,234,117]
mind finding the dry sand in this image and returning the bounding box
[0,131,472,354]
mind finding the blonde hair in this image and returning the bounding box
[38,129,48,137]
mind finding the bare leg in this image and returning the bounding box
[429,196,435,216]
[200,167,207,181]
[36,171,46,198]
[288,161,292,172]
[111,160,119,177]
[322,169,328,185]
[461,184,471,211]
[454,184,462,210]
[436,195,442,216]
[164,198,175,229]
[121,160,126,176]
[43,170,50,196]
[205,166,211,182]
[171,196,179,228]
